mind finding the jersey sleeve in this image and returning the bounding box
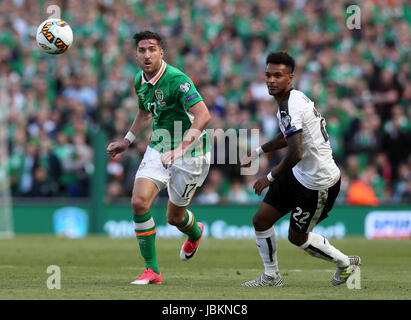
[172,75,203,110]
[280,94,304,138]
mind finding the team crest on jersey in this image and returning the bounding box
[280,111,292,128]
[155,89,166,107]
[179,82,191,93]
[155,89,164,101]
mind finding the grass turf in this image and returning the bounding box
[0,236,410,300]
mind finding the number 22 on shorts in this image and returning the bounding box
[292,207,310,230]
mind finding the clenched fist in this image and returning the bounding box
[253,176,271,195]
[160,147,183,169]
[107,139,130,158]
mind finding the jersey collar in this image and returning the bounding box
[141,60,167,85]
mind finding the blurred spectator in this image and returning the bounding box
[375,152,393,187]
[19,142,37,196]
[105,180,125,204]
[227,178,250,204]
[382,111,411,180]
[345,154,360,181]
[346,165,380,207]
[8,126,27,195]
[38,137,61,194]
[54,131,75,193]
[372,69,401,121]
[29,167,54,197]
[196,183,220,205]
[336,169,350,205]
[346,113,382,166]
[250,72,272,101]
[400,179,411,203]
[392,163,411,203]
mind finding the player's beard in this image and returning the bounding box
[273,88,286,99]
[267,86,278,96]
[143,59,162,79]
[273,84,292,102]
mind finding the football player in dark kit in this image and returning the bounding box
[241,52,360,287]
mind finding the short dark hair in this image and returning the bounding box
[133,30,163,48]
[266,51,295,73]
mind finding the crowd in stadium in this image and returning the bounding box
[1,0,411,205]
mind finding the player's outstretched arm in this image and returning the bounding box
[253,131,302,195]
[269,131,302,175]
[240,132,287,168]
[261,132,288,152]
[106,109,153,158]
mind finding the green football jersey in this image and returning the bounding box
[134,60,210,157]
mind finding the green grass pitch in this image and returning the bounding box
[1,236,410,300]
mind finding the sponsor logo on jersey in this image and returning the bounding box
[179,82,191,93]
[184,93,199,103]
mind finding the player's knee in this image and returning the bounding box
[288,232,298,246]
[167,216,178,226]
[167,214,185,226]
[131,197,150,215]
[252,214,260,229]
[288,230,308,246]
[252,213,268,231]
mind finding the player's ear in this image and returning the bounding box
[288,72,294,84]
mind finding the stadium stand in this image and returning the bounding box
[1,0,411,204]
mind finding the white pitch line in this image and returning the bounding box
[0,265,17,268]
[242,268,334,273]
[288,269,334,273]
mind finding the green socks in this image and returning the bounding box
[177,209,202,242]
[133,210,201,273]
[133,212,159,274]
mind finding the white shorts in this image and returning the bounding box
[135,146,211,206]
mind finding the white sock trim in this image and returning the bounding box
[299,232,312,250]
[134,217,155,231]
[179,209,193,229]
[255,227,275,238]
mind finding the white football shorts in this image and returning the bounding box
[135,146,211,206]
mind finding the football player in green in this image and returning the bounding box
[107,31,211,285]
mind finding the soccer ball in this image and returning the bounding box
[36,19,73,54]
